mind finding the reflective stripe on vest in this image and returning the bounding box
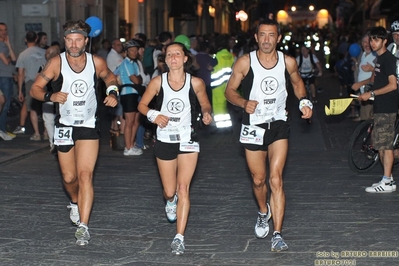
[210,67,232,87]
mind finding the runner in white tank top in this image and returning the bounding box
[30,20,118,246]
[138,42,212,255]
[225,20,313,252]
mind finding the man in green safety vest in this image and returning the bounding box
[211,35,235,129]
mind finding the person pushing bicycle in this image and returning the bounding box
[352,26,398,193]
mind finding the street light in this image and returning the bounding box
[236,10,248,22]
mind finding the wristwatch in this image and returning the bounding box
[370,90,375,98]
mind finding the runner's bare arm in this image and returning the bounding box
[30,56,67,103]
[225,54,250,106]
[192,77,212,125]
[285,55,306,99]
[93,55,118,87]
[225,54,258,114]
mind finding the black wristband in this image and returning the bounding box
[108,90,118,97]
[44,92,53,102]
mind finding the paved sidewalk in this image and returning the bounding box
[0,133,49,165]
[1,74,398,265]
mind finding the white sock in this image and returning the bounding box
[175,233,184,241]
[383,176,393,181]
[167,194,177,205]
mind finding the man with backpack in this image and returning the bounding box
[296,44,323,103]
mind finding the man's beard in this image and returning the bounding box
[66,47,85,57]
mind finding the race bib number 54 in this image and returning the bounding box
[54,126,74,146]
[239,125,265,145]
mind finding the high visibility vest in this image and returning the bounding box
[211,49,235,88]
[211,49,235,128]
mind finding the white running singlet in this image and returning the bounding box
[58,52,97,128]
[156,72,193,143]
[247,50,288,125]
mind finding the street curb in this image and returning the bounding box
[0,145,49,166]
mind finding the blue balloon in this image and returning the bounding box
[349,43,361,58]
[85,16,102,37]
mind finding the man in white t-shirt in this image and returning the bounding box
[106,38,124,72]
[352,34,376,121]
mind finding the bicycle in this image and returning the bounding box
[300,71,318,124]
[348,117,399,173]
[300,71,317,103]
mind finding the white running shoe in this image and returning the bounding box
[171,237,185,255]
[67,202,80,225]
[123,147,143,156]
[75,223,90,246]
[165,194,177,222]
[254,203,272,238]
[271,232,288,252]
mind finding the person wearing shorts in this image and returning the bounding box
[30,20,118,245]
[118,39,143,156]
[225,19,313,252]
[15,31,46,140]
[355,26,398,193]
[138,42,212,255]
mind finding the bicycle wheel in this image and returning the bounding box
[348,120,379,173]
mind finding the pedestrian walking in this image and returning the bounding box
[15,31,46,140]
[138,42,212,255]
[30,20,118,245]
[225,19,313,252]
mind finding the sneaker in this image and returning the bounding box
[30,134,41,141]
[123,147,143,156]
[171,238,185,255]
[67,202,80,225]
[75,223,90,246]
[366,178,396,193]
[165,194,177,222]
[123,147,132,156]
[13,126,25,134]
[131,146,143,155]
[271,232,288,252]
[254,203,272,238]
[371,177,397,191]
[0,130,13,141]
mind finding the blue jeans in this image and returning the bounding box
[0,77,14,132]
